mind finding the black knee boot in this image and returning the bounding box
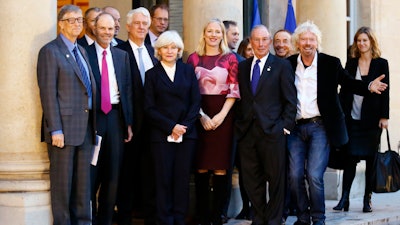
[211,175,228,225]
[333,190,350,211]
[363,193,372,213]
[195,172,211,225]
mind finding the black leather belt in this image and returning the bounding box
[296,116,322,125]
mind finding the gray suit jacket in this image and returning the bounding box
[37,35,96,146]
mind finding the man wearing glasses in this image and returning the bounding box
[37,4,96,225]
[145,3,169,47]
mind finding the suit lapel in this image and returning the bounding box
[157,63,175,87]
[56,37,86,86]
[111,47,123,93]
[87,45,101,89]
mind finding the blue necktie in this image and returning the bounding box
[72,47,92,98]
[137,47,145,85]
[251,59,261,95]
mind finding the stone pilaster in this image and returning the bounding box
[296,0,347,64]
[0,0,56,224]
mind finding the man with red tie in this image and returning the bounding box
[85,12,133,225]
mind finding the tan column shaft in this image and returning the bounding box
[0,0,56,224]
[296,0,347,63]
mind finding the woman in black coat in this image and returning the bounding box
[144,30,201,225]
[334,26,389,213]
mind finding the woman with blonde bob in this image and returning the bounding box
[144,30,201,225]
[187,18,240,225]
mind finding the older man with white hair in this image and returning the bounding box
[116,7,159,225]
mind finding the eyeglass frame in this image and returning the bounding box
[61,17,84,24]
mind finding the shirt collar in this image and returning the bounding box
[297,52,318,68]
[253,53,270,65]
[60,33,77,52]
[128,39,144,51]
[94,41,111,55]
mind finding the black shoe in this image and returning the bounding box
[333,190,350,211]
[294,220,310,225]
[313,221,325,225]
[362,193,373,213]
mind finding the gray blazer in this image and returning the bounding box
[37,35,96,146]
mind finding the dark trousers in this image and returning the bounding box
[152,140,195,225]
[237,122,286,225]
[48,125,93,225]
[342,155,374,195]
[116,129,156,225]
[91,109,124,225]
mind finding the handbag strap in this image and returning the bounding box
[385,128,391,152]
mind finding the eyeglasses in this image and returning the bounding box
[61,17,84,24]
[153,17,169,23]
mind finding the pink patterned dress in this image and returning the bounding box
[187,52,240,170]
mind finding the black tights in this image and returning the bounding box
[342,155,374,195]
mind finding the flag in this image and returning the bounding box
[251,0,261,29]
[284,0,296,33]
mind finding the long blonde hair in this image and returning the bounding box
[195,18,231,56]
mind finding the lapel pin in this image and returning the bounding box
[66,54,70,58]
[267,66,271,71]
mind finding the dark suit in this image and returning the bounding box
[144,33,152,47]
[85,43,133,225]
[116,41,158,224]
[235,54,297,225]
[37,35,96,225]
[77,35,90,48]
[144,61,201,225]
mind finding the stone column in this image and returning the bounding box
[0,0,56,224]
[296,0,347,63]
[182,0,243,60]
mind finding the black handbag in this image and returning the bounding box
[371,129,400,193]
[328,146,346,170]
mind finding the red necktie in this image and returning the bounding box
[101,50,111,114]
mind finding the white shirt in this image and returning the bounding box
[161,62,176,82]
[148,30,158,47]
[250,53,269,81]
[84,34,95,46]
[128,39,155,79]
[95,42,120,104]
[351,67,364,120]
[294,53,321,120]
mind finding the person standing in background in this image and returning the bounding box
[116,7,158,225]
[103,6,124,46]
[78,7,102,47]
[237,37,254,59]
[187,18,240,225]
[333,26,389,213]
[145,3,169,47]
[273,29,293,58]
[37,4,96,225]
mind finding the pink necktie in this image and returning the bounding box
[101,50,111,114]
